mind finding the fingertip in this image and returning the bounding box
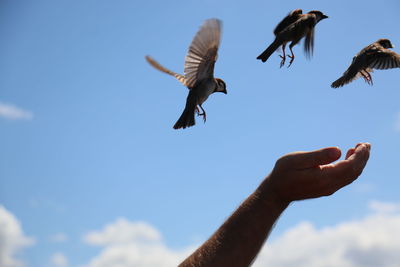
[351,144,371,167]
[355,142,371,151]
[356,143,371,153]
[328,147,341,160]
[362,144,371,158]
[345,148,355,159]
[365,142,371,151]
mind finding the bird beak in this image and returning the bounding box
[223,89,227,94]
[322,15,329,19]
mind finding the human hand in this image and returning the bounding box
[266,143,371,203]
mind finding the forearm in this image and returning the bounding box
[179,176,289,267]
[179,143,371,266]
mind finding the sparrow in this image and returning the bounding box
[145,18,227,130]
[257,9,328,67]
[331,38,400,88]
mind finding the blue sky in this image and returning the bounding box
[1,1,400,266]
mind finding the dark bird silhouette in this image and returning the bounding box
[145,19,227,129]
[257,10,328,67]
[331,39,400,88]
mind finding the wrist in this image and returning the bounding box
[257,174,290,210]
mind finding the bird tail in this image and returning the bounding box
[331,57,368,88]
[257,39,281,62]
[331,68,362,88]
[173,91,197,130]
[331,76,347,88]
[145,55,187,85]
[173,107,196,129]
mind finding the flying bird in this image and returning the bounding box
[331,38,400,88]
[257,9,328,67]
[145,19,227,130]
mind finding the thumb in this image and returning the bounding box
[277,147,342,170]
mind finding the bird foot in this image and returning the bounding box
[279,55,286,68]
[197,112,206,123]
[287,55,295,68]
[195,106,200,115]
[196,105,207,123]
[361,72,373,86]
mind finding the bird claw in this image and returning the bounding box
[196,105,207,123]
[287,55,294,68]
[361,71,373,86]
[279,55,286,68]
[197,112,206,123]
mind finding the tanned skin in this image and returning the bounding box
[179,143,371,267]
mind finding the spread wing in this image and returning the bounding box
[369,49,400,70]
[273,9,303,36]
[145,55,187,86]
[331,42,400,88]
[184,18,222,88]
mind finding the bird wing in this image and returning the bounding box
[281,14,315,39]
[304,27,314,58]
[145,55,187,86]
[273,9,303,36]
[331,42,400,88]
[369,49,400,70]
[184,18,222,88]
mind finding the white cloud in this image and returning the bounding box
[394,112,400,132]
[83,202,400,267]
[369,200,400,214]
[50,252,68,267]
[84,218,161,246]
[253,201,400,267]
[0,102,33,120]
[49,233,68,243]
[82,218,195,267]
[0,205,35,267]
